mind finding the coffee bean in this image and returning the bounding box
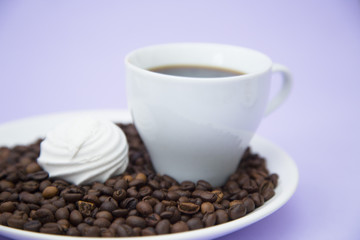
[0,201,16,213]
[57,219,70,231]
[42,186,58,199]
[145,213,161,227]
[63,192,83,203]
[116,224,133,236]
[0,192,11,202]
[93,217,111,228]
[187,217,203,230]
[99,197,118,212]
[139,186,152,197]
[203,212,216,227]
[40,222,63,235]
[24,220,42,232]
[126,215,146,228]
[112,208,129,218]
[27,171,48,181]
[269,173,279,188]
[114,179,128,190]
[201,202,215,214]
[136,201,153,216]
[22,181,39,192]
[178,202,200,214]
[229,203,246,220]
[55,207,69,220]
[25,162,41,174]
[101,185,114,196]
[83,225,100,237]
[69,210,83,226]
[7,212,28,229]
[83,194,101,206]
[17,203,30,215]
[84,216,95,225]
[0,212,12,225]
[67,227,81,236]
[35,208,55,224]
[77,201,95,217]
[148,180,160,189]
[196,180,212,191]
[155,219,170,234]
[113,189,126,201]
[135,172,147,182]
[101,228,116,237]
[121,197,138,210]
[192,190,217,202]
[95,210,113,221]
[171,221,189,233]
[250,192,265,207]
[142,226,156,236]
[41,204,58,214]
[215,209,228,224]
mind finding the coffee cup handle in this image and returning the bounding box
[264,63,293,116]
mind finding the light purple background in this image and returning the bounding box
[0,1,359,239]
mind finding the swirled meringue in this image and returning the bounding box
[37,117,129,185]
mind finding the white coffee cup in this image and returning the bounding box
[125,43,292,186]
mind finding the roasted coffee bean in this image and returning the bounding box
[93,217,111,228]
[171,220,189,233]
[25,162,41,174]
[229,203,246,220]
[178,202,200,214]
[212,190,224,203]
[250,192,265,207]
[180,181,195,191]
[0,201,16,213]
[39,180,51,192]
[152,190,166,201]
[242,179,258,193]
[101,228,116,237]
[69,210,83,226]
[53,199,66,208]
[187,217,203,230]
[121,197,138,210]
[17,203,30,215]
[113,189,126,201]
[83,225,100,236]
[63,192,83,203]
[95,211,113,221]
[114,179,128,190]
[99,197,118,212]
[135,172,147,182]
[57,219,70,231]
[83,194,101,206]
[167,191,180,201]
[77,201,95,217]
[112,208,128,218]
[148,180,160,189]
[116,224,133,237]
[196,180,212,191]
[201,202,215,214]
[77,222,90,234]
[243,197,255,213]
[42,186,58,199]
[27,171,48,181]
[215,209,228,224]
[84,216,95,225]
[136,201,153,216]
[40,222,63,235]
[55,207,69,220]
[24,219,42,232]
[203,212,216,227]
[7,212,28,229]
[0,191,11,202]
[155,219,171,234]
[126,215,146,228]
[145,213,161,227]
[269,173,279,188]
[0,212,12,225]
[142,226,156,236]
[192,190,217,202]
[35,208,55,224]
[101,185,114,196]
[41,204,58,214]
[19,192,40,204]
[67,227,81,236]
[22,181,39,192]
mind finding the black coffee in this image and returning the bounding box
[148,65,245,78]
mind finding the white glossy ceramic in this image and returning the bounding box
[0,110,298,240]
[125,43,292,186]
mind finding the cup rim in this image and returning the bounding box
[125,42,273,82]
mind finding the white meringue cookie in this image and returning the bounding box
[37,117,129,185]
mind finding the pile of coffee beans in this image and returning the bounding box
[0,124,278,237]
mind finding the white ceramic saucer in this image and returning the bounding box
[0,110,299,240]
